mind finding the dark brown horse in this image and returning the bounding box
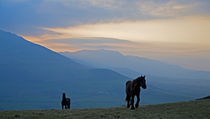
[61,93,71,109]
[125,76,147,109]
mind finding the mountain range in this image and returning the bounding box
[61,49,210,79]
[0,29,209,110]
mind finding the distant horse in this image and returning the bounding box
[61,93,71,109]
[125,76,147,109]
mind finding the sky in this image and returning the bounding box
[0,0,210,71]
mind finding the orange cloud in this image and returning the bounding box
[44,16,210,45]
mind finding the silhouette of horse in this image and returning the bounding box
[125,75,147,109]
[61,93,71,109]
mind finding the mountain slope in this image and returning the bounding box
[0,99,209,119]
[0,30,130,110]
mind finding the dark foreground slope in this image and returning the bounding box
[0,99,209,119]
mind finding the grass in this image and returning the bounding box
[0,99,210,119]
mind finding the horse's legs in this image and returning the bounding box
[127,100,130,108]
[68,104,70,109]
[130,95,135,110]
[127,98,130,108]
[126,95,130,108]
[135,94,140,108]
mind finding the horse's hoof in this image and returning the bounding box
[135,105,139,108]
[131,107,135,110]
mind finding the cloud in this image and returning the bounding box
[139,0,210,17]
[138,1,191,17]
[4,0,32,2]
[1,0,210,35]
[48,37,131,44]
[22,15,210,57]
[42,0,210,17]
[42,0,124,9]
[22,16,210,55]
[43,16,210,44]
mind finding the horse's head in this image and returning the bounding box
[62,93,66,99]
[137,75,147,89]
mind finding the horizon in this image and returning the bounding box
[1,0,210,71]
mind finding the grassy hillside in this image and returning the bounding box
[1,99,209,119]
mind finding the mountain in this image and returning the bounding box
[0,30,130,110]
[60,49,210,98]
[61,49,210,79]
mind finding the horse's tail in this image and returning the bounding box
[125,81,131,101]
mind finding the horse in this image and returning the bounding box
[61,93,71,109]
[125,75,147,110]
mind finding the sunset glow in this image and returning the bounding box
[2,0,210,71]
